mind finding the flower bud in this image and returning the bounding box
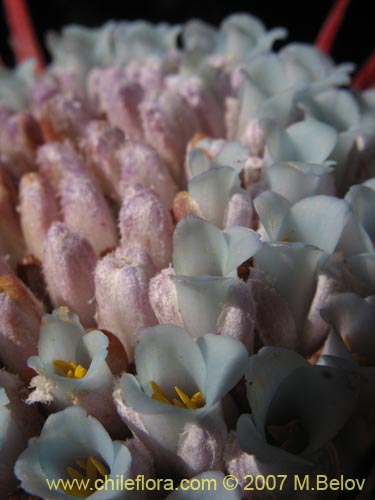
[0,274,44,375]
[39,93,91,144]
[119,185,173,269]
[19,172,60,260]
[140,89,200,184]
[59,171,118,255]
[106,81,144,140]
[118,141,178,210]
[0,106,43,177]
[167,75,225,138]
[81,120,125,198]
[36,141,88,191]
[43,222,97,326]
[95,247,157,361]
[148,266,184,327]
[176,417,227,477]
[224,191,253,228]
[0,167,25,267]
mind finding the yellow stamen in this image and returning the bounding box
[67,467,85,481]
[150,381,169,400]
[191,391,205,407]
[281,236,290,242]
[64,456,109,498]
[172,398,185,408]
[152,392,172,405]
[149,381,205,410]
[53,359,87,379]
[86,456,97,481]
[174,386,197,410]
[89,455,110,476]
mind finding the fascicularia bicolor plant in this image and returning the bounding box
[0,0,374,498]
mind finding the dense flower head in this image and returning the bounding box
[0,2,374,498]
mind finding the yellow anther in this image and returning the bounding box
[64,456,109,498]
[53,359,87,379]
[74,365,87,378]
[172,398,185,408]
[174,386,197,410]
[89,455,110,476]
[149,381,205,410]
[191,391,205,407]
[86,457,97,481]
[152,392,172,404]
[281,236,290,242]
[67,466,85,481]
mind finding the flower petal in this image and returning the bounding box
[172,276,235,337]
[254,242,326,332]
[15,439,69,500]
[197,333,248,407]
[36,308,84,365]
[267,365,358,456]
[135,324,206,397]
[237,413,311,467]
[254,190,291,240]
[345,185,375,239]
[173,215,227,276]
[38,406,115,483]
[265,162,334,204]
[222,226,262,275]
[188,167,240,227]
[282,195,351,253]
[245,347,307,437]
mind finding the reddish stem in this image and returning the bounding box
[352,50,375,89]
[315,0,351,54]
[3,0,45,71]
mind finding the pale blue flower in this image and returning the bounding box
[299,89,367,193]
[255,189,375,260]
[263,117,338,166]
[235,54,300,140]
[0,60,36,110]
[47,21,179,71]
[279,43,354,90]
[237,347,358,467]
[171,215,261,337]
[15,406,133,500]
[182,13,286,61]
[187,140,249,180]
[28,307,113,404]
[339,178,375,293]
[173,214,261,278]
[187,167,249,228]
[345,178,375,242]
[26,307,122,434]
[320,293,375,367]
[264,161,335,204]
[115,324,248,474]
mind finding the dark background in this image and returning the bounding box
[0,0,373,70]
